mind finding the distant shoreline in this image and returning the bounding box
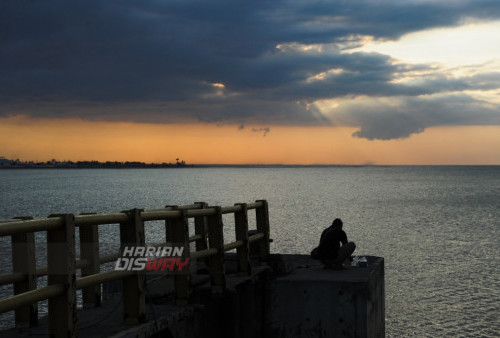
[0,163,193,169]
[0,158,191,169]
[1,163,499,169]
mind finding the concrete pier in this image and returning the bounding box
[0,201,385,337]
[267,255,385,338]
[1,254,384,338]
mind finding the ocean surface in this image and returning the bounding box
[0,166,499,337]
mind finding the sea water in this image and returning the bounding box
[1,166,499,336]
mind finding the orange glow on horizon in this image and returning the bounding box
[1,115,500,165]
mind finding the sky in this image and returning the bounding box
[1,0,500,164]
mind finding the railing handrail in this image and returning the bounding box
[0,200,271,336]
[0,201,264,234]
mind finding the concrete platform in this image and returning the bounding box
[267,255,385,338]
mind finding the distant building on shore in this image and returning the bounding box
[0,157,12,167]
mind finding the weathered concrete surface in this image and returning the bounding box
[266,254,385,338]
[0,254,384,338]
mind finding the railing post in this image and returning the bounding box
[255,200,270,261]
[166,208,191,305]
[47,214,77,338]
[165,205,178,243]
[79,213,101,308]
[119,209,146,324]
[11,216,37,328]
[234,204,251,276]
[206,206,226,291]
[194,202,208,262]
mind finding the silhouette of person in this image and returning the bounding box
[317,218,356,269]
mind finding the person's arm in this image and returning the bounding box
[341,231,348,245]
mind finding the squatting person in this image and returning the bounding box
[314,218,356,269]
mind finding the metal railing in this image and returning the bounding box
[0,200,270,337]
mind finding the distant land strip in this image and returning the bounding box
[1,157,495,169]
[0,157,191,169]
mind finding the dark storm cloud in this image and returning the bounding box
[334,94,500,140]
[2,0,500,139]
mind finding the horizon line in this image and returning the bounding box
[2,157,500,167]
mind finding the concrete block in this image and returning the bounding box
[266,255,384,338]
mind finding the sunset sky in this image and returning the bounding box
[1,1,500,164]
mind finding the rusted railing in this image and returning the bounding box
[0,200,270,337]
